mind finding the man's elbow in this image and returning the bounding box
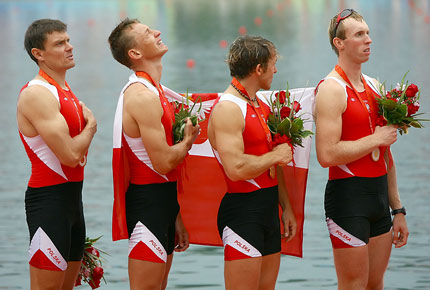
[59,153,82,168]
[153,162,173,176]
[225,171,242,182]
[224,163,247,181]
[316,153,333,168]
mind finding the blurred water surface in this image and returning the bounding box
[0,0,429,289]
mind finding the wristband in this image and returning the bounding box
[391,206,406,216]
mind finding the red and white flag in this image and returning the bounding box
[112,85,315,257]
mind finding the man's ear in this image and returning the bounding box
[128,48,141,60]
[31,48,43,62]
[333,37,344,52]
[255,63,263,76]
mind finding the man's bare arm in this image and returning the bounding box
[124,85,199,175]
[17,85,97,167]
[315,79,397,168]
[208,100,292,181]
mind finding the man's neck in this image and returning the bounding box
[38,64,67,88]
[337,57,363,87]
[134,61,163,85]
[236,77,259,99]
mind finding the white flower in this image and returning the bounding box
[395,83,406,91]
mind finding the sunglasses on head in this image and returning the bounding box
[333,8,355,37]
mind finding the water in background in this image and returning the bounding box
[0,0,429,289]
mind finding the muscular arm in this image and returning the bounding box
[208,100,292,181]
[277,166,297,241]
[384,150,408,247]
[314,79,397,167]
[17,85,97,167]
[123,84,198,175]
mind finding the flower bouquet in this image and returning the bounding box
[75,236,107,289]
[172,92,204,144]
[376,72,428,135]
[266,86,313,148]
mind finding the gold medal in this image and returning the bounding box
[371,148,380,162]
[269,166,276,179]
[79,155,87,167]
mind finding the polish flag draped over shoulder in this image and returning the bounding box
[112,85,315,257]
[112,88,129,241]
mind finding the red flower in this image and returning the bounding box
[92,266,104,281]
[280,106,291,119]
[86,246,100,257]
[275,90,287,104]
[75,275,82,286]
[293,101,301,113]
[272,133,290,146]
[376,116,387,127]
[405,84,419,98]
[89,279,101,289]
[92,248,100,257]
[386,92,398,102]
[407,102,420,116]
[85,246,93,252]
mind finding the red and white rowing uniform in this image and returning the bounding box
[212,93,277,192]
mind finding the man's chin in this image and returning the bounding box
[67,62,76,69]
[161,47,168,56]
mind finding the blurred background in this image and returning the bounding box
[0,0,429,289]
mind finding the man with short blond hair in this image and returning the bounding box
[314,9,409,290]
[109,18,199,290]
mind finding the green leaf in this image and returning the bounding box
[397,104,408,117]
[410,120,423,128]
[268,114,278,124]
[290,120,301,135]
[277,117,292,135]
[381,99,398,111]
[301,130,314,139]
[190,115,198,126]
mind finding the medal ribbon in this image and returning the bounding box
[231,77,273,149]
[136,71,164,99]
[135,71,186,188]
[231,77,278,178]
[38,69,83,132]
[335,65,376,133]
[135,71,175,118]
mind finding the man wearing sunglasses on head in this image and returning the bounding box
[314,9,409,290]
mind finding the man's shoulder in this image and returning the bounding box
[317,77,346,96]
[362,74,380,89]
[215,95,245,112]
[211,97,245,127]
[122,83,163,117]
[19,80,59,104]
[124,82,159,102]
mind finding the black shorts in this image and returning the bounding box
[217,186,280,260]
[325,175,392,247]
[126,182,179,262]
[25,181,85,270]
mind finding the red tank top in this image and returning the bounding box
[19,80,85,187]
[212,94,277,193]
[122,75,177,184]
[319,76,387,180]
